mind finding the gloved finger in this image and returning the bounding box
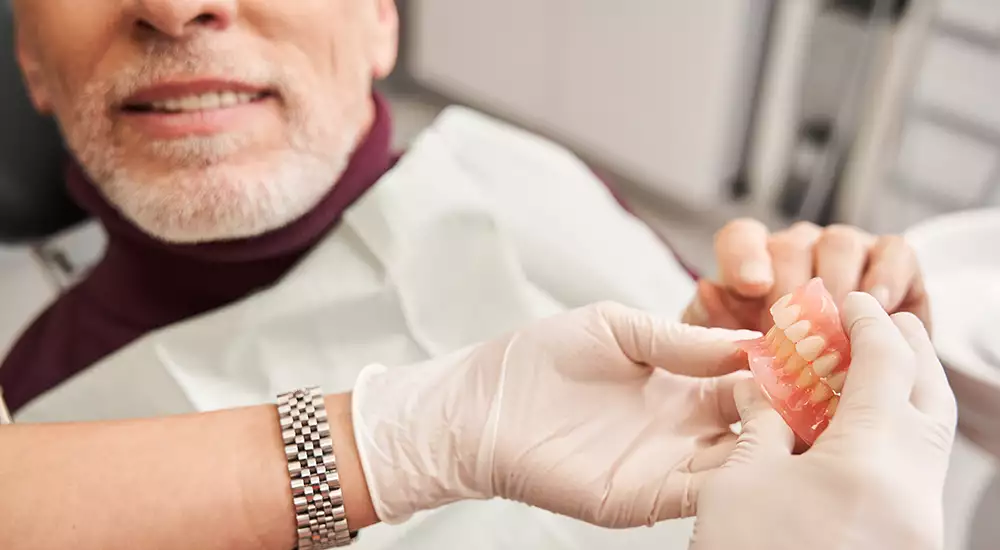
[714,218,773,298]
[859,235,920,311]
[761,222,823,329]
[891,312,957,428]
[688,434,739,472]
[723,379,795,465]
[711,371,755,426]
[813,225,875,304]
[836,292,917,422]
[601,302,760,377]
[680,383,792,517]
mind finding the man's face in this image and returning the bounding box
[13,0,398,243]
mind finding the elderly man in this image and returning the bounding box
[0,1,944,550]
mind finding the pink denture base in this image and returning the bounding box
[737,277,851,446]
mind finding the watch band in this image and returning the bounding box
[277,386,356,548]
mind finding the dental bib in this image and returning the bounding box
[16,106,697,549]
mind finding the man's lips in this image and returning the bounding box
[121,79,274,108]
[115,79,280,138]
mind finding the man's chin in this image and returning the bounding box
[122,196,316,244]
[102,160,343,244]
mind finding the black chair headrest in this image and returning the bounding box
[0,4,86,243]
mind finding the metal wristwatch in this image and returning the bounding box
[277,386,357,548]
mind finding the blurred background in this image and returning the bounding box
[1,0,998,548]
[377,0,1000,276]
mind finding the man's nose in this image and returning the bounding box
[131,0,237,38]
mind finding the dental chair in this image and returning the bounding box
[0,4,87,244]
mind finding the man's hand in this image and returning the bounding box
[682,219,930,333]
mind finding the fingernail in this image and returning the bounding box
[868,285,890,308]
[739,262,773,285]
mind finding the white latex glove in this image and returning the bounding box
[351,302,759,528]
[689,292,958,550]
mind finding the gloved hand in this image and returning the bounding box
[689,292,957,550]
[351,302,759,528]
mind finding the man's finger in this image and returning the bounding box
[681,280,755,330]
[891,312,957,428]
[728,379,795,464]
[814,225,874,304]
[602,303,760,377]
[860,235,920,312]
[714,218,773,298]
[762,222,823,327]
[836,292,917,422]
[682,281,739,328]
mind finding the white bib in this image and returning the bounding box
[18,106,698,549]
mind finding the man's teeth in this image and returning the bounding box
[147,91,262,112]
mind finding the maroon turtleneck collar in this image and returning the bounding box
[0,93,396,412]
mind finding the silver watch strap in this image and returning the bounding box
[277,386,356,548]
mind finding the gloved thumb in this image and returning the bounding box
[726,379,795,465]
[831,292,917,438]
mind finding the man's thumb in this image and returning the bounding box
[727,379,795,464]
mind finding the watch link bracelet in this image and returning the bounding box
[277,386,358,548]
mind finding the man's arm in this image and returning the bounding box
[0,393,377,550]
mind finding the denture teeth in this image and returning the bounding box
[770,293,792,315]
[775,338,796,362]
[782,354,807,376]
[795,335,826,362]
[825,396,839,417]
[809,383,833,404]
[826,371,847,393]
[765,326,777,346]
[783,320,811,343]
[795,366,818,389]
[772,305,801,330]
[767,332,782,355]
[810,352,840,378]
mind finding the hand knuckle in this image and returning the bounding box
[890,311,924,330]
[715,217,765,244]
[877,234,910,254]
[790,221,820,234]
[817,228,864,254]
[767,232,806,256]
[848,315,883,338]
[879,234,906,246]
[592,300,629,317]
[824,224,860,238]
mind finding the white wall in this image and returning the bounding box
[406,0,770,211]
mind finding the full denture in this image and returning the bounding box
[739,278,852,445]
